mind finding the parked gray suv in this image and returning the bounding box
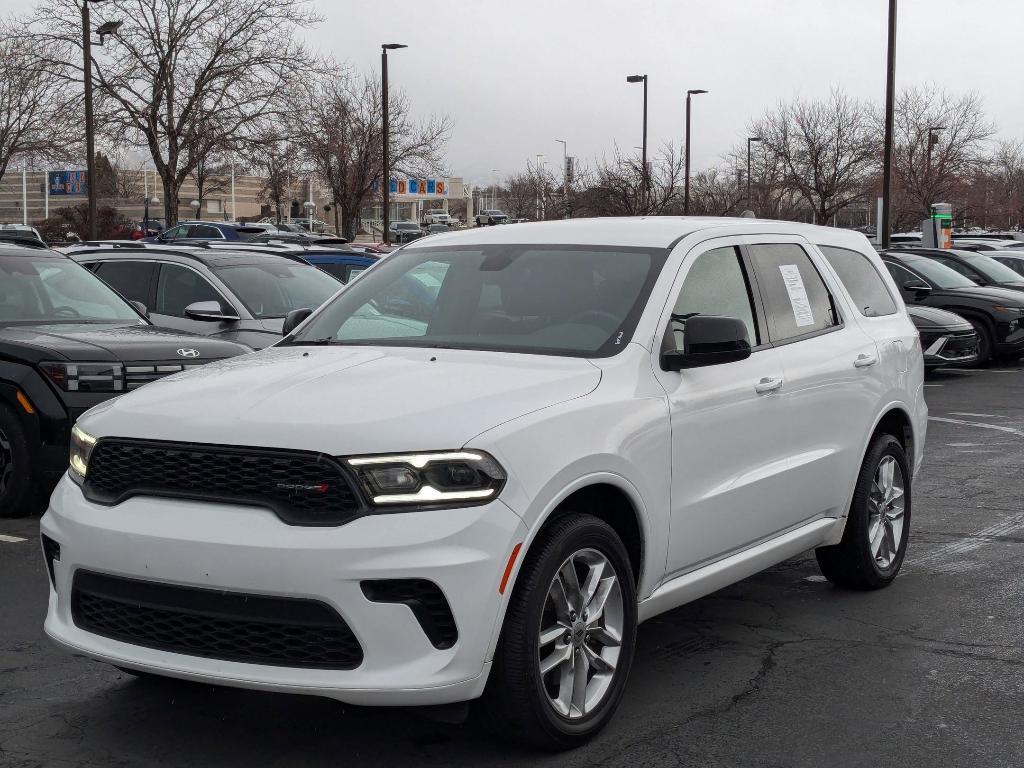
[69,246,343,349]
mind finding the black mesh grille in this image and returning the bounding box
[71,570,363,669]
[83,439,362,526]
[943,330,979,357]
[361,579,458,649]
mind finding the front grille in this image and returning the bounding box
[361,579,458,649]
[71,570,363,669]
[83,439,363,526]
[125,361,208,390]
[942,330,979,359]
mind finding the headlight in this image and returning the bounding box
[69,425,97,483]
[347,451,506,507]
[40,361,125,393]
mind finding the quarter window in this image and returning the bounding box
[666,246,759,350]
[748,243,838,342]
[817,245,897,317]
[156,264,224,317]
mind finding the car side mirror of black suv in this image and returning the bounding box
[282,307,313,336]
[184,300,240,322]
[661,315,752,371]
[902,280,931,296]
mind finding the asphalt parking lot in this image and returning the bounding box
[2,364,1023,768]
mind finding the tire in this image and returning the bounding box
[816,434,911,589]
[479,513,637,750]
[0,402,40,519]
[967,318,993,365]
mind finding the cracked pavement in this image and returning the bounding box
[2,364,1023,766]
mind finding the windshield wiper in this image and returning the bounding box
[286,337,337,346]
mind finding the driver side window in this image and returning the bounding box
[667,246,759,351]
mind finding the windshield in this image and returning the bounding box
[963,253,1024,283]
[0,255,142,324]
[395,223,419,231]
[213,263,342,318]
[287,244,667,357]
[900,255,976,289]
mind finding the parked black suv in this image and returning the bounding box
[0,246,249,517]
[894,247,1024,292]
[882,250,1024,363]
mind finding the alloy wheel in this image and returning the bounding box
[0,427,12,497]
[868,455,905,568]
[537,548,624,719]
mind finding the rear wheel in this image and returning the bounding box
[0,403,39,518]
[479,514,637,750]
[816,433,911,589]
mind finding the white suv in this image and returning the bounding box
[42,218,926,749]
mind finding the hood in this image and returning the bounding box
[906,305,972,330]
[0,323,250,363]
[80,345,602,455]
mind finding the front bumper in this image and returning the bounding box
[41,476,526,706]
[921,329,979,368]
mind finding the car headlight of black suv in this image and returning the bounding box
[40,361,125,393]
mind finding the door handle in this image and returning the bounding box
[854,353,878,368]
[754,376,783,394]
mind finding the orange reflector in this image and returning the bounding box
[499,542,522,595]
[16,390,35,415]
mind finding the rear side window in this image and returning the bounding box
[188,225,222,239]
[817,246,897,317]
[94,260,157,305]
[994,256,1024,278]
[748,243,838,342]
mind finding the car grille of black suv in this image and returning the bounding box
[124,361,209,390]
[82,439,363,526]
[71,570,363,669]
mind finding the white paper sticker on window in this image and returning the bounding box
[778,264,815,327]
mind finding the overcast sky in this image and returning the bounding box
[3,0,1020,188]
[301,0,1022,188]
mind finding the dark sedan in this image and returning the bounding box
[907,305,978,370]
[882,251,1024,363]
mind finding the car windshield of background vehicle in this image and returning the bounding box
[899,255,976,289]
[214,263,342,318]
[964,253,1024,283]
[0,256,143,324]
[287,245,667,357]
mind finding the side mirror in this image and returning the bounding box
[184,300,239,322]
[130,300,149,317]
[282,307,313,336]
[661,315,752,371]
[902,280,931,296]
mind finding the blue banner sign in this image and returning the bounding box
[48,170,88,196]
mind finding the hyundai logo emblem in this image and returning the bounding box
[176,348,200,358]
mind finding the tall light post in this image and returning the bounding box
[82,4,122,240]
[555,139,568,215]
[381,43,407,244]
[490,168,499,210]
[626,74,648,208]
[926,125,946,173]
[746,136,762,212]
[881,0,897,249]
[684,89,708,215]
[535,154,545,220]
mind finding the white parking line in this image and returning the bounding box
[929,416,1024,438]
[0,534,28,543]
[950,412,1000,418]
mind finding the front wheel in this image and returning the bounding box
[0,403,39,518]
[479,514,637,750]
[968,319,993,365]
[816,433,911,589]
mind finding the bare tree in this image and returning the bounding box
[294,70,450,239]
[687,167,746,217]
[991,140,1024,230]
[191,153,232,216]
[579,144,683,217]
[750,89,878,223]
[246,134,297,224]
[0,24,77,184]
[890,85,995,221]
[29,0,321,226]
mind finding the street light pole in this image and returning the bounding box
[627,75,648,209]
[82,1,97,240]
[881,0,897,249]
[684,89,708,215]
[381,43,407,244]
[746,136,761,212]
[555,139,567,216]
